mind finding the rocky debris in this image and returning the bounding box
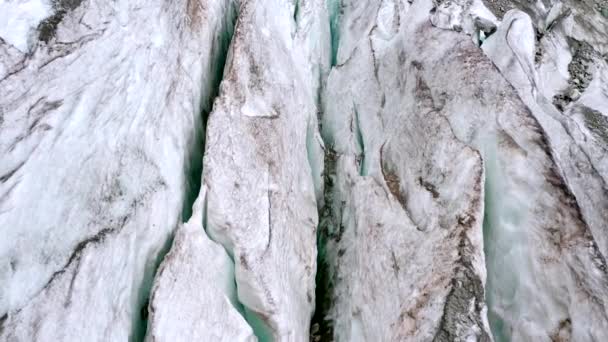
[553,39,598,111]
[480,0,515,18]
[580,106,608,143]
[566,40,596,91]
[535,28,544,63]
[37,0,83,43]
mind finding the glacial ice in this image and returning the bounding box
[316,1,491,340]
[145,189,255,342]
[480,6,608,341]
[200,0,330,339]
[1,0,607,341]
[1,0,238,339]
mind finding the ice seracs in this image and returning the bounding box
[0,0,51,52]
[430,0,498,41]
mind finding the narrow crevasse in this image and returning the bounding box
[480,138,519,342]
[353,106,366,176]
[310,145,339,342]
[181,3,237,221]
[132,235,174,342]
[327,0,342,67]
[143,0,250,341]
[135,6,239,332]
[194,0,332,340]
[309,2,342,340]
[145,189,256,341]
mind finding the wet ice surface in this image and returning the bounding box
[1,0,607,341]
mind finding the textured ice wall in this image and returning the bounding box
[315,1,491,340]
[200,0,330,340]
[425,8,608,341]
[478,7,608,341]
[0,0,239,340]
[145,188,255,342]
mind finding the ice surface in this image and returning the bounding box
[480,8,608,341]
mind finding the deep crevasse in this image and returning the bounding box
[191,0,331,340]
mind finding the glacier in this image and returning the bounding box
[0,0,607,341]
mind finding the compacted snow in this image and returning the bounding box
[0,0,607,341]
